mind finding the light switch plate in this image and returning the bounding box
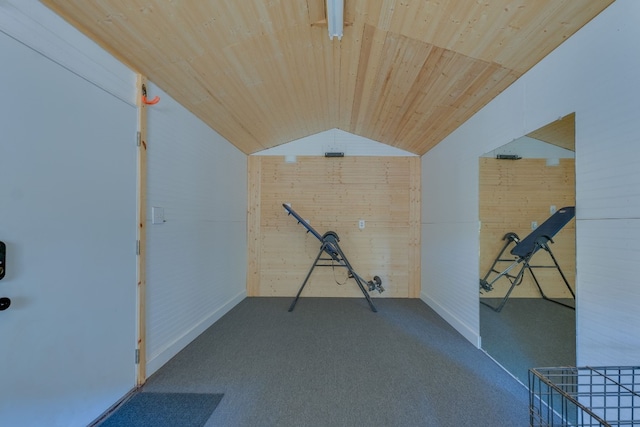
[152,207,165,224]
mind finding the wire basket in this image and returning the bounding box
[529,366,640,426]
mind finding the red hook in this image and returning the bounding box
[142,95,160,105]
[141,84,160,105]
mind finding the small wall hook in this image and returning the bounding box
[141,84,160,105]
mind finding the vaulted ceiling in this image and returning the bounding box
[42,1,613,155]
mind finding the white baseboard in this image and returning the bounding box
[146,290,246,376]
[420,291,481,348]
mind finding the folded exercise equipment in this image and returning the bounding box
[283,204,384,312]
[479,206,576,312]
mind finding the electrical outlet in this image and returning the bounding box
[550,205,557,214]
[531,221,538,230]
[358,220,365,229]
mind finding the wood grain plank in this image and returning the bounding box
[253,155,416,298]
[246,156,262,296]
[42,0,613,155]
[136,74,148,386]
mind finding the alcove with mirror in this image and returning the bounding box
[478,114,576,384]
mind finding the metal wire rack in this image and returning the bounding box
[529,366,640,426]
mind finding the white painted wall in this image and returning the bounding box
[145,83,247,375]
[481,136,575,159]
[0,1,135,106]
[0,18,137,427]
[421,0,640,366]
[254,128,417,157]
[1,1,248,424]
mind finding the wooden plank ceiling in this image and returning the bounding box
[527,113,575,152]
[42,0,612,155]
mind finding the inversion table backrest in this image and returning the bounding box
[283,204,324,242]
[510,206,575,258]
[283,204,344,260]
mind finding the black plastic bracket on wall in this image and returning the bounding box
[0,241,9,311]
[0,241,5,280]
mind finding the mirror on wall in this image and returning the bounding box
[478,113,576,384]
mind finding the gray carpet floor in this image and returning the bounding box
[142,297,530,426]
[98,392,223,427]
[480,298,576,385]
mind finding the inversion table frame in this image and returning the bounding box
[479,206,576,312]
[283,204,384,312]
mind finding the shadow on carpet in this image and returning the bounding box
[98,392,223,427]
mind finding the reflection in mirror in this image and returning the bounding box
[479,113,576,385]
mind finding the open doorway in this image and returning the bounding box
[478,114,576,384]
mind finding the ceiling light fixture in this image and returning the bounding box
[326,0,344,40]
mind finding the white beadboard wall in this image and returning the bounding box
[0,16,137,427]
[254,128,417,156]
[481,136,575,159]
[577,220,640,365]
[421,222,481,345]
[422,143,483,346]
[145,82,247,375]
[421,0,640,366]
[0,0,135,106]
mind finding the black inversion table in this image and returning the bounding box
[283,204,384,312]
[479,206,576,312]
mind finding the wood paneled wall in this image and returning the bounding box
[479,158,575,298]
[247,156,421,298]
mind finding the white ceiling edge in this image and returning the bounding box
[481,136,575,159]
[252,128,418,157]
